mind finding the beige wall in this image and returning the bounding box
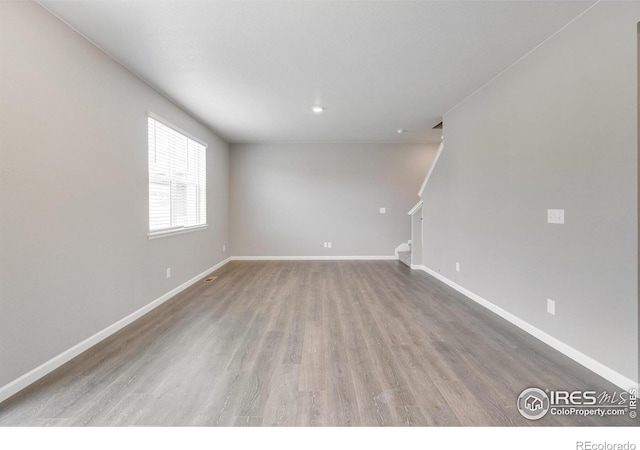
[0,2,230,389]
[422,2,639,382]
[230,143,436,257]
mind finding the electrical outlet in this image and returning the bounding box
[379,207,386,214]
[223,244,226,252]
[328,242,332,249]
[456,262,460,272]
[547,209,565,224]
[166,268,171,279]
[547,299,556,315]
[324,242,328,248]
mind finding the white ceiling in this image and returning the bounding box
[40,0,594,144]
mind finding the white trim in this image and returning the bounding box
[416,265,638,391]
[444,1,600,116]
[147,112,208,148]
[410,264,422,270]
[407,200,423,216]
[419,142,444,197]
[0,257,231,404]
[148,224,208,240]
[231,255,397,261]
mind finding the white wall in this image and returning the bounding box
[230,143,436,257]
[0,2,229,390]
[422,2,639,383]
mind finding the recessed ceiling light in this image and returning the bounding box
[312,106,324,114]
[397,129,406,134]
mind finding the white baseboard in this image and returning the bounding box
[410,264,422,270]
[417,265,637,390]
[231,255,397,261]
[0,257,232,404]
[8,256,631,405]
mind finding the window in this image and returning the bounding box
[148,115,207,238]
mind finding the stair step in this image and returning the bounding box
[398,251,411,267]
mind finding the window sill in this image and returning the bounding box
[148,225,208,240]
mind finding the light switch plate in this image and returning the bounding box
[547,209,564,224]
[380,207,386,214]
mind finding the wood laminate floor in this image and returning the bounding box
[0,261,635,426]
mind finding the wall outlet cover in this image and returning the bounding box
[547,209,565,224]
[547,298,556,315]
[380,207,386,214]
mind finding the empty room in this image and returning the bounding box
[0,0,638,446]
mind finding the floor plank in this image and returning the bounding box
[0,260,635,426]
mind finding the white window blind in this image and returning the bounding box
[148,116,207,235]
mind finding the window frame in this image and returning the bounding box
[147,112,208,240]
